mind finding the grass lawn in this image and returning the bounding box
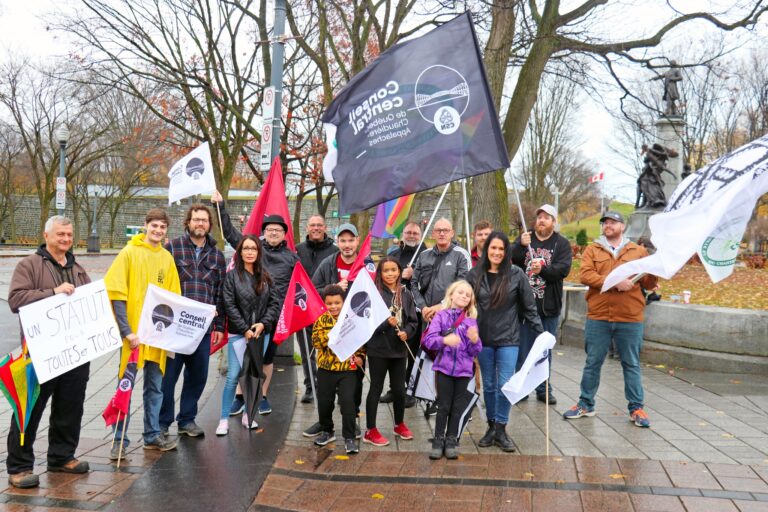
[559,202,635,242]
[567,260,768,310]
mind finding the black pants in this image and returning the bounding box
[317,368,357,440]
[354,364,364,415]
[366,356,406,429]
[434,372,471,439]
[6,363,90,474]
[298,327,317,393]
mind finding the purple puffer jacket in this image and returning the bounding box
[421,308,482,378]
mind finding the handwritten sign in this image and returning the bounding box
[19,280,121,383]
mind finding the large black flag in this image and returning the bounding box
[322,12,509,214]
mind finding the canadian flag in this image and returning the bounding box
[589,172,604,184]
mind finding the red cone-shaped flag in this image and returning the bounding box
[242,157,296,251]
[102,348,139,427]
[273,263,327,344]
[347,233,375,281]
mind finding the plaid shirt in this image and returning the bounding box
[165,233,226,332]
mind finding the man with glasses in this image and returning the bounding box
[159,204,226,438]
[381,222,429,407]
[296,215,337,403]
[212,191,299,417]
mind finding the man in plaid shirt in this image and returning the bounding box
[159,204,226,437]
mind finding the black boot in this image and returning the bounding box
[478,421,495,447]
[429,436,445,460]
[444,435,459,459]
[493,423,516,452]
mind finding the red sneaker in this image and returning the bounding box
[363,427,390,447]
[393,422,414,440]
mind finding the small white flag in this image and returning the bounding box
[167,142,216,204]
[136,285,216,355]
[327,271,390,362]
[501,332,556,405]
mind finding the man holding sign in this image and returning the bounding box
[6,216,91,489]
[104,208,181,458]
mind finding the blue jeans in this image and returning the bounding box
[220,335,245,420]
[113,360,164,445]
[518,315,559,395]
[478,345,518,424]
[159,333,211,429]
[579,319,644,413]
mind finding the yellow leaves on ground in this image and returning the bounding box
[294,459,305,465]
[371,493,385,499]
[334,455,349,460]
[609,474,626,479]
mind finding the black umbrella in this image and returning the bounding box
[238,333,265,428]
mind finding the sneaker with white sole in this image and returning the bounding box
[314,431,336,446]
[216,419,229,436]
[563,404,596,420]
[241,413,258,429]
[302,422,323,438]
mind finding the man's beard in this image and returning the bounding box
[403,239,419,247]
[536,225,554,238]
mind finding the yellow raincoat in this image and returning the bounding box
[104,233,181,377]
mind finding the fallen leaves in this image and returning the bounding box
[523,472,535,479]
[609,474,626,479]
[729,379,742,384]
[294,459,305,465]
[371,493,385,499]
[334,455,349,460]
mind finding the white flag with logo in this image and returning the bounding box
[136,285,216,355]
[501,332,556,405]
[327,271,390,362]
[167,142,217,204]
[602,135,768,292]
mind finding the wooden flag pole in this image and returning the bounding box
[117,415,128,469]
[215,202,225,242]
[545,378,550,458]
[110,411,120,451]
[301,330,319,415]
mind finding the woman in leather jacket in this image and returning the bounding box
[217,235,280,435]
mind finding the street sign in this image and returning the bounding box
[55,190,66,210]
[263,86,276,123]
[260,122,273,171]
[56,177,66,191]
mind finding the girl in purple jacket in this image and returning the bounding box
[422,280,482,460]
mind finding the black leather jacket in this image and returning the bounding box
[221,269,281,336]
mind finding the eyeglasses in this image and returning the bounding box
[190,218,209,224]
[264,228,285,234]
[434,228,452,234]
[403,231,420,236]
[241,247,259,253]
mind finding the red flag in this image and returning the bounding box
[347,233,375,281]
[242,157,296,251]
[273,263,327,344]
[589,172,604,183]
[102,349,139,427]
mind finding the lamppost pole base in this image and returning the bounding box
[87,235,101,253]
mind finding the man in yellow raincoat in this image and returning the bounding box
[104,208,181,459]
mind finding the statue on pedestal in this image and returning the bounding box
[636,143,678,209]
[651,60,683,116]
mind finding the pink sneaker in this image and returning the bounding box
[363,427,390,447]
[393,422,414,440]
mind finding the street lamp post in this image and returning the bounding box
[87,190,100,253]
[55,125,70,217]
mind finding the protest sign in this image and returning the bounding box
[501,332,556,405]
[19,280,121,383]
[136,284,216,355]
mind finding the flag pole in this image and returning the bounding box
[110,411,120,451]
[408,182,451,268]
[403,342,437,398]
[215,202,225,242]
[117,415,128,469]
[507,168,536,261]
[545,378,550,458]
[461,179,471,255]
[301,330,319,414]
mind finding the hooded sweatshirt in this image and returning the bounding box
[104,233,181,376]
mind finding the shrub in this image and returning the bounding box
[745,254,766,269]
[576,229,588,247]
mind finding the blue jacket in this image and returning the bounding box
[421,308,482,378]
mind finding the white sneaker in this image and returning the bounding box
[241,413,258,429]
[216,419,229,436]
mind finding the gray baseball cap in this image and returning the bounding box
[337,223,358,237]
[600,211,625,224]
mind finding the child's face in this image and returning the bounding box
[450,285,473,310]
[380,261,400,287]
[324,295,344,318]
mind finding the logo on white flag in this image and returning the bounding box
[151,304,174,331]
[168,142,217,204]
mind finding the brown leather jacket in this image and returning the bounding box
[8,246,91,314]
[580,239,657,323]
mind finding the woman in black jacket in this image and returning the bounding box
[363,257,418,447]
[217,235,280,435]
[467,232,543,453]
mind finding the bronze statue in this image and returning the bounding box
[636,144,678,209]
[652,61,683,116]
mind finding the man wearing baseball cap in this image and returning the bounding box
[563,211,658,428]
[511,204,572,405]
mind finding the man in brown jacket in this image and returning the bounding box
[563,211,658,428]
[6,216,92,488]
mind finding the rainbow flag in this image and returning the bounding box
[371,194,415,239]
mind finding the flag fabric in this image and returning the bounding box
[242,157,296,251]
[273,263,327,344]
[0,349,41,446]
[168,142,217,204]
[136,285,216,355]
[327,271,390,362]
[371,195,416,239]
[102,348,138,427]
[603,135,768,291]
[501,332,556,405]
[322,12,510,214]
[347,233,376,281]
[589,172,604,183]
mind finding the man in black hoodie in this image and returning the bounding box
[511,204,573,405]
[295,215,337,403]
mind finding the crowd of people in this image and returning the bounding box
[5,197,659,487]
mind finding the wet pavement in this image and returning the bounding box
[0,252,766,511]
